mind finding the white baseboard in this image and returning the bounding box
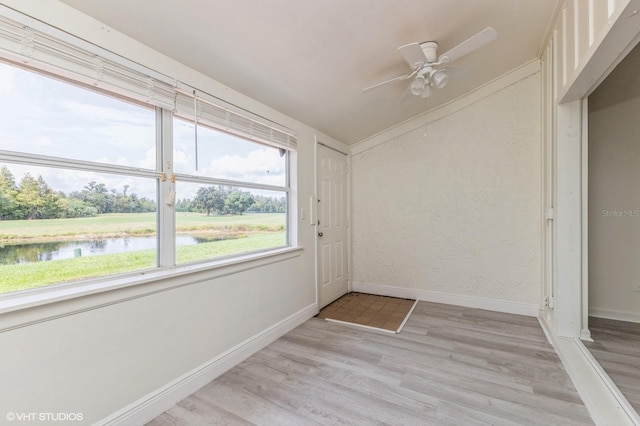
[537,313,639,426]
[580,328,594,342]
[589,308,640,324]
[352,282,539,317]
[98,303,318,426]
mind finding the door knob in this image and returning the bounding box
[318,232,324,237]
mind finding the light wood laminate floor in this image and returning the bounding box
[147,302,593,425]
[584,316,640,413]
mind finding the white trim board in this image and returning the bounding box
[537,313,639,426]
[397,300,418,332]
[325,318,396,335]
[351,59,541,155]
[98,303,317,426]
[589,308,640,324]
[352,282,539,317]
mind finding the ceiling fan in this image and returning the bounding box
[363,27,497,98]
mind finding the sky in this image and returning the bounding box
[0,61,286,200]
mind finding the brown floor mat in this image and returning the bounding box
[317,292,417,333]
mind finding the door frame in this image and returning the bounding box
[541,2,640,423]
[548,1,640,340]
[314,136,351,309]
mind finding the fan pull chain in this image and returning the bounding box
[193,90,199,171]
[423,96,428,138]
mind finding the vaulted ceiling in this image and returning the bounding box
[59,0,559,145]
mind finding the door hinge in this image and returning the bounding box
[545,207,554,220]
[548,295,555,308]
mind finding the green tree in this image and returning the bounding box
[194,185,229,216]
[37,175,61,219]
[249,195,286,213]
[0,166,20,220]
[175,198,195,212]
[225,190,255,215]
[79,181,110,213]
[16,173,44,219]
[133,194,156,213]
[57,197,98,218]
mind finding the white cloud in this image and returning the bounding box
[36,137,53,148]
[9,165,158,200]
[139,147,157,170]
[173,149,189,168]
[206,148,286,185]
[0,65,15,95]
[114,156,131,167]
[57,99,152,126]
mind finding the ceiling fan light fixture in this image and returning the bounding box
[420,41,439,63]
[362,28,497,99]
[421,84,433,98]
[409,75,426,96]
[430,70,449,89]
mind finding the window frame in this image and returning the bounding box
[0,11,298,303]
[165,115,293,267]
[0,93,165,285]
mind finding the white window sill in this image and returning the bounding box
[0,246,303,332]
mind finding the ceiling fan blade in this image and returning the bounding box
[400,83,414,102]
[440,67,473,79]
[438,27,497,64]
[398,42,427,68]
[362,68,418,92]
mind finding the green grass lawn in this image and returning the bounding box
[0,212,285,240]
[0,232,286,293]
[0,212,287,294]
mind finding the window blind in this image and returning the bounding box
[0,10,297,150]
[0,14,176,110]
[174,89,298,151]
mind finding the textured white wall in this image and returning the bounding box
[588,43,640,320]
[352,73,542,306]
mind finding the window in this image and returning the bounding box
[174,182,287,265]
[173,119,287,186]
[172,119,288,264]
[0,62,157,166]
[0,63,160,294]
[0,13,296,295]
[0,163,158,293]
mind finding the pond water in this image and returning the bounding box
[0,235,230,265]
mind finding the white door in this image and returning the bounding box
[317,144,348,307]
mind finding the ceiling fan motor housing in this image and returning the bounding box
[419,41,438,63]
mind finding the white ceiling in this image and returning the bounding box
[58,0,559,145]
